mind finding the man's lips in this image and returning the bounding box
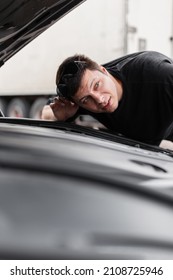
[102,97,111,110]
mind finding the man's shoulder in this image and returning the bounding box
[102,51,172,69]
[102,51,145,68]
[102,51,173,79]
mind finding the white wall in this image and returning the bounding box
[127,0,173,57]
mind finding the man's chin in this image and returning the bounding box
[110,102,118,112]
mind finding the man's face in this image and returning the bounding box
[72,67,122,113]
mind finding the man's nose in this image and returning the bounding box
[92,92,105,104]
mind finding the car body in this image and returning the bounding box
[0,0,173,260]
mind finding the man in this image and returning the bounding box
[41,51,173,148]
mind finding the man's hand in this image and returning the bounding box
[41,97,79,121]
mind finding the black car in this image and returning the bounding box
[0,0,173,260]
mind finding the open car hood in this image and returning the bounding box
[0,0,85,67]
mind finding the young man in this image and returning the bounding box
[41,51,173,147]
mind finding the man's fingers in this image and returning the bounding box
[50,97,77,109]
[50,99,65,108]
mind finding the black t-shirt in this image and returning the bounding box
[77,51,173,145]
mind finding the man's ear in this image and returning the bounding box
[100,65,108,75]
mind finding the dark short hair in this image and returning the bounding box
[56,54,100,99]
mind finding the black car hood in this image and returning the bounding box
[0,0,85,67]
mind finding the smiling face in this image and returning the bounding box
[72,66,123,113]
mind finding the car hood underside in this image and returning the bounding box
[0,0,85,67]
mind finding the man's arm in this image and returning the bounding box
[41,104,57,120]
[159,139,173,150]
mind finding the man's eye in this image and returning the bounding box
[82,97,89,104]
[95,81,99,89]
